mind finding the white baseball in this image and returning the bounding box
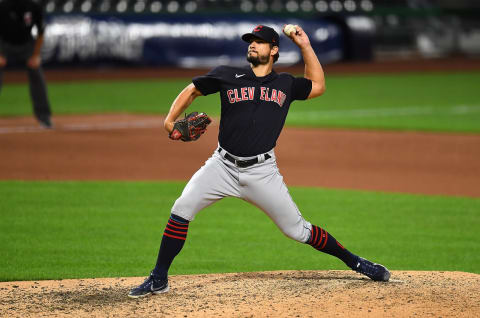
[283,24,297,36]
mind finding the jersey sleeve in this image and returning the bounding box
[33,2,46,35]
[291,77,313,101]
[192,66,224,96]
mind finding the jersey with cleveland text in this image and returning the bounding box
[192,65,312,156]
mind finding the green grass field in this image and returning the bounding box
[1,181,479,281]
[1,72,480,132]
[1,71,479,282]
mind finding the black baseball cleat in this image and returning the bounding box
[35,114,53,129]
[351,256,390,282]
[128,272,169,298]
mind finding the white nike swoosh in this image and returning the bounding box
[235,74,246,78]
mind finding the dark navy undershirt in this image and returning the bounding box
[193,65,312,157]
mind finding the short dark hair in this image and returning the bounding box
[270,44,279,63]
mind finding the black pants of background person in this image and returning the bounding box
[0,40,52,128]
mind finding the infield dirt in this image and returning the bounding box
[1,114,479,197]
[1,271,479,317]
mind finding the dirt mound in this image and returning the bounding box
[1,271,478,317]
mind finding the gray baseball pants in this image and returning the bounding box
[171,146,313,243]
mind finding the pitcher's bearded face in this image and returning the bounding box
[246,39,272,66]
[247,51,271,66]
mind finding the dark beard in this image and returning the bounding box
[246,53,270,66]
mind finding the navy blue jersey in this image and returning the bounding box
[193,65,312,156]
[0,0,45,45]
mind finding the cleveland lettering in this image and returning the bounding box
[227,87,286,107]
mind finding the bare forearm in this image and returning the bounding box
[32,34,44,57]
[302,45,322,80]
[302,45,325,94]
[284,24,325,98]
[164,83,202,133]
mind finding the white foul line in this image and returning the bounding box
[290,105,480,119]
[0,119,163,134]
[2,105,479,134]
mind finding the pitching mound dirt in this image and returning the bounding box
[1,271,479,317]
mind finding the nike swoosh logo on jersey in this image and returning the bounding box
[235,74,246,78]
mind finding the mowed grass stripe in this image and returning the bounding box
[1,180,479,281]
[1,72,480,133]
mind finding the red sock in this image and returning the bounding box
[308,225,356,268]
[152,214,189,279]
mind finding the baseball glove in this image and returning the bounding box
[169,112,212,142]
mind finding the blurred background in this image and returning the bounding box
[27,0,480,69]
[1,0,479,286]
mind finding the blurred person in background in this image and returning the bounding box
[0,0,53,128]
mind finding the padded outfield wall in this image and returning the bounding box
[40,13,374,68]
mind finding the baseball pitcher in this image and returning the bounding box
[128,24,390,298]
